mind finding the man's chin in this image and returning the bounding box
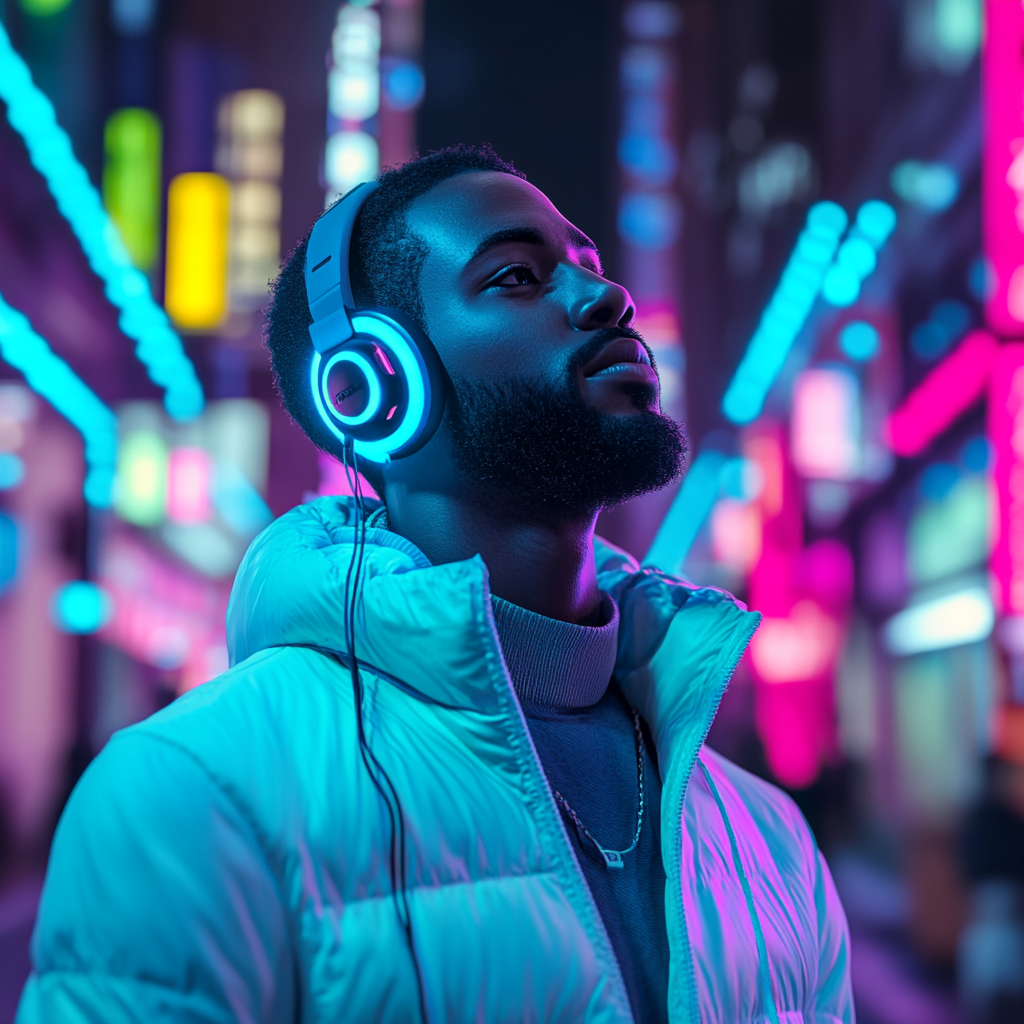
[445,372,687,520]
[581,380,661,416]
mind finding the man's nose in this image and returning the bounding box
[568,276,636,331]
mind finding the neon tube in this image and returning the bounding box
[722,202,847,424]
[885,330,998,457]
[0,24,203,421]
[643,449,727,574]
[0,292,117,507]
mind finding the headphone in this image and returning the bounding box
[304,181,446,464]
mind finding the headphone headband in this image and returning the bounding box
[305,181,380,354]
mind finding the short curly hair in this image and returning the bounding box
[265,144,525,496]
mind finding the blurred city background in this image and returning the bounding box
[0,0,1019,1020]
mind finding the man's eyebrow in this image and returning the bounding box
[566,225,599,258]
[467,227,546,264]
[466,225,601,266]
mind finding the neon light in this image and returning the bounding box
[710,498,762,572]
[51,581,114,634]
[886,330,999,457]
[212,462,272,538]
[855,200,898,247]
[103,109,162,270]
[100,527,231,690]
[114,430,167,526]
[883,585,994,656]
[325,3,382,203]
[164,173,231,330]
[643,449,727,573]
[791,367,861,480]
[891,160,960,212]
[983,0,1024,334]
[374,344,396,375]
[989,343,1024,614]
[820,201,896,308]
[167,447,212,524]
[0,512,17,594]
[0,453,25,489]
[908,475,990,586]
[18,0,73,14]
[750,599,842,682]
[0,25,203,421]
[839,320,880,361]
[310,313,425,463]
[217,91,285,309]
[0,292,117,506]
[722,202,847,424]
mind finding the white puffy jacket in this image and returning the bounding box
[18,497,854,1023]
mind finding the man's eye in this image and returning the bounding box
[491,264,539,288]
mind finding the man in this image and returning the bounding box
[19,145,853,1023]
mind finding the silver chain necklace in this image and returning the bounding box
[552,709,645,870]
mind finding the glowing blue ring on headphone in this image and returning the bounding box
[320,350,382,427]
[310,312,428,464]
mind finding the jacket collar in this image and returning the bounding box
[227,497,760,758]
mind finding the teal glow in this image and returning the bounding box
[321,350,382,427]
[836,237,877,278]
[722,201,847,424]
[839,321,880,361]
[644,449,728,574]
[0,292,117,506]
[821,265,860,307]
[891,161,959,212]
[855,200,897,247]
[310,313,427,464]
[0,24,203,422]
[0,512,17,594]
[0,452,25,488]
[51,581,113,634]
[213,462,273,538]
[724,198,897,422]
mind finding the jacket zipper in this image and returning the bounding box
[667,614,760,1024]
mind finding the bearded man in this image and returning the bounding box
[18,145,853,1024]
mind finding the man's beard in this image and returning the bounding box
[444,332,687,520]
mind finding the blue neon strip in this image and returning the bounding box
[0,292,117,507]
[722,202,847,425]
[643,449,727,575]
[0,24,203,422]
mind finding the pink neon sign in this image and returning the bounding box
[984,1,1024,336]
[988,343,1024,614]
[167,447,212,524]
[886,330,999,456]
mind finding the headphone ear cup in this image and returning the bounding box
[310,308,446,464]
[373,308,446,460]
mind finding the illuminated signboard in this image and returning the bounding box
[791,366,861,480]
[988,343,1024,614]
[113,399,271,579]
[325,3,381,203]
[103,108,162,271]
[983,0,1024,336]
[216,90,285,313]
[164,172,231,330]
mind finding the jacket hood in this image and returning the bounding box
[226,497,760,733]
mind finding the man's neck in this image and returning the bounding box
[384,488,603,626]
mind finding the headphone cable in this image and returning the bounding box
[340,446,429,1021]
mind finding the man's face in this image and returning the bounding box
[401,170,686,517]
[409,171,656,417]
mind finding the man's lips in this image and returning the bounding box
[580,338,658,384]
